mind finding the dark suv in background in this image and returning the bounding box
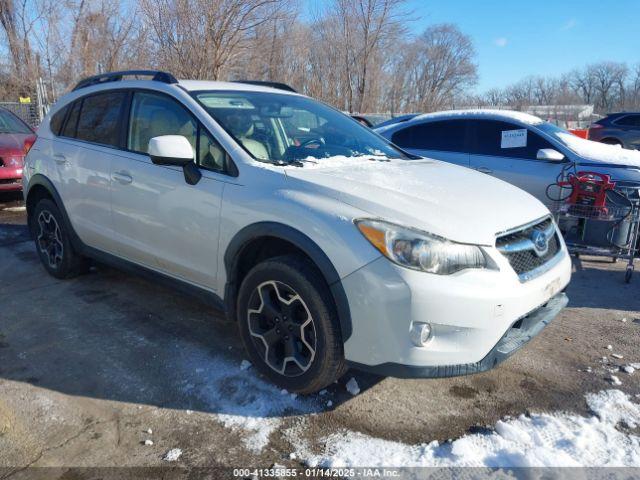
[588,112,640,150]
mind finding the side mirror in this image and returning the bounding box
[148,135,201,185]
[536,148,565,162]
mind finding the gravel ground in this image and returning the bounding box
[0,193,639,475]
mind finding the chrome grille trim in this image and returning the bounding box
[495,216,563,282]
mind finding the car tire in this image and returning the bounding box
[237,254,345,394]
[32,198,87,279]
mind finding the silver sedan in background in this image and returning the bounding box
[375,109,640,208]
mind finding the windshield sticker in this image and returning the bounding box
[501,129,527,148]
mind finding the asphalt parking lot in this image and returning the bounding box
[1,192,639,473]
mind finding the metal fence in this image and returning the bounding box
[0,102,40,129]
[0,78,52,129]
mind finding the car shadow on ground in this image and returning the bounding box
[567,256,640,312]
[0,223,381,422]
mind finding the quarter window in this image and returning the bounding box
[49,105,68,135]
[391,120,468,152]
[198,126,227,172]
[61,101,81,138]
[470,120,555,159]
[75,92,126,147]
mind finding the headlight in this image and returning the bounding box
[355,219,488,274]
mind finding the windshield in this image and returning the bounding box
[193,91,408,165]
[0,109,32,134]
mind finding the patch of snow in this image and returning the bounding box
[607,345,613,350]
[146,428,153,434]
[327,400,333,408]
[2,206,26,212]
[345,378,360,396]
[143,439,154,446]
[610,375,622,386]
[172,346,314,454]
[553,131,640,166]
[162,448,182,462]
[611,353,624,359]
[240,359,252,371]
[302,390,640,467]
[623,366,635,374]
[319,389,328,396]
[403,109,545,127]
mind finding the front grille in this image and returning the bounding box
[496,217,561,281]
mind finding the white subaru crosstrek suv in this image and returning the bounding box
[23,70,571,393]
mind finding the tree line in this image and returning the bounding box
[0,0,638,116]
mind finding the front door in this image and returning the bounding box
[468,120,567,207]
[110,90,228,291]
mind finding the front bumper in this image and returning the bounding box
[341,241,572,375]
[348,292,568,378]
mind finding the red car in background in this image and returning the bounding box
[0,107,36,193]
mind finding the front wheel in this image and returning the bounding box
[237,254,345,394]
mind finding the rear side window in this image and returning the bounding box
[470,120,555,159]
[614,115,640,127]
[49,106,68,135]
[391,120,468,152]
[75,92,126,147]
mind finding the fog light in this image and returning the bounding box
[410,322,432,347]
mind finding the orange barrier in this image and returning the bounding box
[569,129,589,139]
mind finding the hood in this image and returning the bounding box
[555,131,640,169]
[0,133,35,156]
[284,157,549,246]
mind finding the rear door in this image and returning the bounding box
[51,91,127,253]
[390,119,471,167]
[110,90,230,290]
[468,120,566,207]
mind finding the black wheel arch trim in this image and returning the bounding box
[26,174,82,246]
[223,222,353,341]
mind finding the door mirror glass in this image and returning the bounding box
[536,148,565,162]
[149,135,194,166]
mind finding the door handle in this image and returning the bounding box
[112,171,133,185]
[53,153,67,165]
[476,166,493,174]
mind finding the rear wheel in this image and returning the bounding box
[237,254,344,394]
[32,199,87,279]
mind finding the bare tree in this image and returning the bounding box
[387,24,477,113]
[141,0,287,80]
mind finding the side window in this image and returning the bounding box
[615,115,640,128]
[61,101,81,138]
[471,121,555,159]
[197,126,227,172]
[49,105,68,135]
[75,92,126,147]
[128,91,197,154]
[391,120,468,152]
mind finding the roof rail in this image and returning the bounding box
[72,70,178,91]
[232,80,297,93]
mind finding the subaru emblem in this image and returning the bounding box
[531,230,549,256]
